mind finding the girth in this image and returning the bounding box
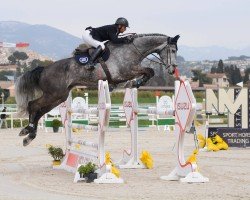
[97,57,115,85]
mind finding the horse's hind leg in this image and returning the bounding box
[131,67,155,88]
[22,98,67,146]
[20,94,68,146]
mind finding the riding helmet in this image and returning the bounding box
[115,17,129,27]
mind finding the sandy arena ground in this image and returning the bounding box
[0,127,249,200]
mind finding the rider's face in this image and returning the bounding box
[119,25,126,33]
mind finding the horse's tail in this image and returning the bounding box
[15,67,44,117]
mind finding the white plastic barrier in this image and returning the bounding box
[160,80,209,183]
[117,87,173,169]
[55,80,123,184]
[45,94,88,133]
[117,80,209,183]
[156,95,175,131]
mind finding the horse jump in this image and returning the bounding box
[56,80,123,184]
[117,86,173,169]
[160,80,209,182]
[119,80,209,182]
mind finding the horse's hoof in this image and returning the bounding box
[19,128,29,136]
[132,80,141,88]
[23,137,32,146]
[109,85,115,92]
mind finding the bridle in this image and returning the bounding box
[131,39,176,70]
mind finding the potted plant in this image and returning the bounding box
[48,145,64,165]
[52,119,62,133]
[77,162,97,183]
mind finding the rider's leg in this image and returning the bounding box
[82,30,105,49]
[89,45,103,67]
[82,30,105,69]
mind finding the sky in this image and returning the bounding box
[1,0,250,48]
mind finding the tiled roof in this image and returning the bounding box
[207,73,227,78]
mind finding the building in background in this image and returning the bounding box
[207,73,229,87]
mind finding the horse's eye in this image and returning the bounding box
[172,50,176,53]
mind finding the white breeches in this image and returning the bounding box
[82,30,105,50]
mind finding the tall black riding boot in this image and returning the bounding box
[87,45,103,69]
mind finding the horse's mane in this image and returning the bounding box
[134,33,167,38]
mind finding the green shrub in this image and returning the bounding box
[48,146,64,161]
[6,119,29,128]
[5,97,16,104]
[77,162,97,176]
[52,119,62,128]
[194,91,205,102]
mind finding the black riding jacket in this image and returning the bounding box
[87,24,127,44]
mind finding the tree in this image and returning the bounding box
[210,66,217,73]
[29,59,54,71]
[21,63,29,74]
[8,55,16,64]
[192,69,212,87]
[0,87,9,101]
[8,51,29,65]
[14,58,53,78]
[15,66,22,78]
[244,68,250,83]
[225,65,242,85]
[13,51,28,61]
[217,59,224,73]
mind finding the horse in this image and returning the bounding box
[15,33,179,146]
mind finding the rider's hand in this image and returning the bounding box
[125,35,134,43]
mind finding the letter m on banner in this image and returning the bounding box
[206,88,249,129]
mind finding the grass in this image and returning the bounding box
[6,89,205,105]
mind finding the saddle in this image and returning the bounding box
[73,44,110,66]
[73,44,114,84]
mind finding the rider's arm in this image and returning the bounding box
[109,32,127,44]
[107,26,127,44]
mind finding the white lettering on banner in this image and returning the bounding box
[238,133,250,137]
[223,132,238,138]
[228,138,249,144]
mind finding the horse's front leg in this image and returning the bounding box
[130,67,155,88]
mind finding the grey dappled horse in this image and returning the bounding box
[15,33,179,146]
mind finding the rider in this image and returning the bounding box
[82,17,134,69]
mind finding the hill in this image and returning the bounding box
[0,21,81,59]
[1,21,250,61]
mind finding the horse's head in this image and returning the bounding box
[158,35,180,75]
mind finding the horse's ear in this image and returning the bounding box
[172,35,180,43]
[168,35,180,45]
